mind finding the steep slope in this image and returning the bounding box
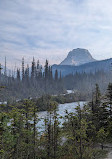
[60,48,96,66]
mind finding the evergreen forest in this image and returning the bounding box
[0,83,112,158]
[0,58,112,102]
[0,58,112,159]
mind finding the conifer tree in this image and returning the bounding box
[45,60,49,80]
[44,101,59,159]
[91,84,101,130]
[31,57,36,80]
[0,111,13,159]
[4,57,7,76]
[17,68,20,81]
[50,66,53,81]
[22,57,25,81]
[0,64,2,82]
[55,69,58,81]
[37,60,39,70]
[25,65,29,83]
[10,107,24,158]
[32,102,38,159]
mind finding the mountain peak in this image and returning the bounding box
[60,48,96,66]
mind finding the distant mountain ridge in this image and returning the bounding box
[53,58,112,76]
[60,48,96,66]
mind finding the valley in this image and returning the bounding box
[0,48,112,159]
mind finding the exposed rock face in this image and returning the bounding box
[60,48,96,66]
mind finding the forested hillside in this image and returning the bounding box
[63,70,112,96]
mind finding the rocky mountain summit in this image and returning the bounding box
[60,48,96,66]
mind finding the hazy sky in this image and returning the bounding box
[0,0,112,68]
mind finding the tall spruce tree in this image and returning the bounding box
[31,57,36,80]
[17,69,20,81]
[22,57,25,81]
[4,57,7,77]
[45,60,49,80]
[91,84,101,131]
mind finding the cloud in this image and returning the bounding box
[0,0,112,68]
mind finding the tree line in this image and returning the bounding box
[0,57,112,102]
[0,58,64,102]
[63,70,112,96]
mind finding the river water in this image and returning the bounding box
[0,90,86,133]
[37,101,86,133]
